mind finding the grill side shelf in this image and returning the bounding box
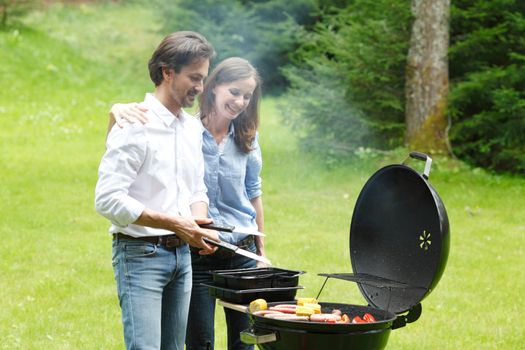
[318,273,427,290]
[315,273,428,306]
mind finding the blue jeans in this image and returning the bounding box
[186,244,256,350]
[112,237,192,350]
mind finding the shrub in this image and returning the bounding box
[152,0,316,92]
[0,0,40,28]
[449,0,525,173]
[283,0,411,153]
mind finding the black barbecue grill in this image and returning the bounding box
[208,152,450,350]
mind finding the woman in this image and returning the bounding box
[108,57,265,350]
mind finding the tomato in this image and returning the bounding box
[351,316,365,323]
[363,313,377,323]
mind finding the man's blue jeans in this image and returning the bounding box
[186,243,257,350]
[112,237,192,350]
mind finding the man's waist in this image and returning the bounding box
[110,223,182,238]
[114,232,185,249]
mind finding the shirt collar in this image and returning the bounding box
[199,116,235,138]
[144,93,188,127]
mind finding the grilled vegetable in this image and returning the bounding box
[296,297,317,306]
[295,305,316,316]
[303,302,321,314]
[352,316,366,323]
[340,314,351,324]
[363,313,377,323]
[249,299,268,313]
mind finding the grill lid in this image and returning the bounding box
[347,152,450,314]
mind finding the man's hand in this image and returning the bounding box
[173,216,219,255]
[133,209,219,254]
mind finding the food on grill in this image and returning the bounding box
[272,304,297,309]
[331,309,342,316]
[248,298,379,325]
[339,314,351,324]
[296,297,317,306]
[249,298,268,313]
[303,302,321,314]
[310,313,342,323]
[295,305,317,316]
[253,310,282,316]
[265,313,310,321]
[269,306,296,314]
[352,316,366,324]
[363,312,377,322]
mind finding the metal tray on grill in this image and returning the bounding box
[211,267,304,290]
[204,283,304,304]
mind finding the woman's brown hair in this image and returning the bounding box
[199,57,262,153]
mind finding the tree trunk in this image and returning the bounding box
[1,5,7,29]
[405,0,450,154]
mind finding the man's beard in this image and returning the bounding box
[182,89,198,108]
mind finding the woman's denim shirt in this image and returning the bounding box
[202,122,262,244]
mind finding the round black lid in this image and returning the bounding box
[349,163,449,314]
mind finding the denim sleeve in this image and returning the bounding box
[245,134,263,200]
[95,124,147,226]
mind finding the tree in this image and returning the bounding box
[283,0,411,155]
[405,0,450,154]
[0,0,38,29]
[448,0,525,173]
[152,0,316,92]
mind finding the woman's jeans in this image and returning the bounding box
[186,243,257,350]
[112,237,192,350]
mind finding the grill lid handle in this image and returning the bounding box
[404,151,432,179]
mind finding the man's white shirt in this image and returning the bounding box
[95,93,208,237]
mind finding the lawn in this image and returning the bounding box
[1,3,524,349]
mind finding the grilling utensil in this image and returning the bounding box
[200,223,266,237]
[199,223,271,265]
[202,237,272,265]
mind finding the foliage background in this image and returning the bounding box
[448,0,525,173]
[151,0,317,92]
[282,0,411,156]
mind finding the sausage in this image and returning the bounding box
[309,313,342,323]
[331,309,342,316]
[264,313,309,321]
[269,306,296,314]
[253,310,283,316]
[272,304,297,309]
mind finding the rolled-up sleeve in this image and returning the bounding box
[245,135,263,200]
[95,124,147,227]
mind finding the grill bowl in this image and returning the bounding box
[245,302,396,350]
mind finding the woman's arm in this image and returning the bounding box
[106,103,149,141]
[251,196,265,259]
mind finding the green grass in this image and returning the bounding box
[1,3,524,349]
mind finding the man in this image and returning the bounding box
[95,31,219,350]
